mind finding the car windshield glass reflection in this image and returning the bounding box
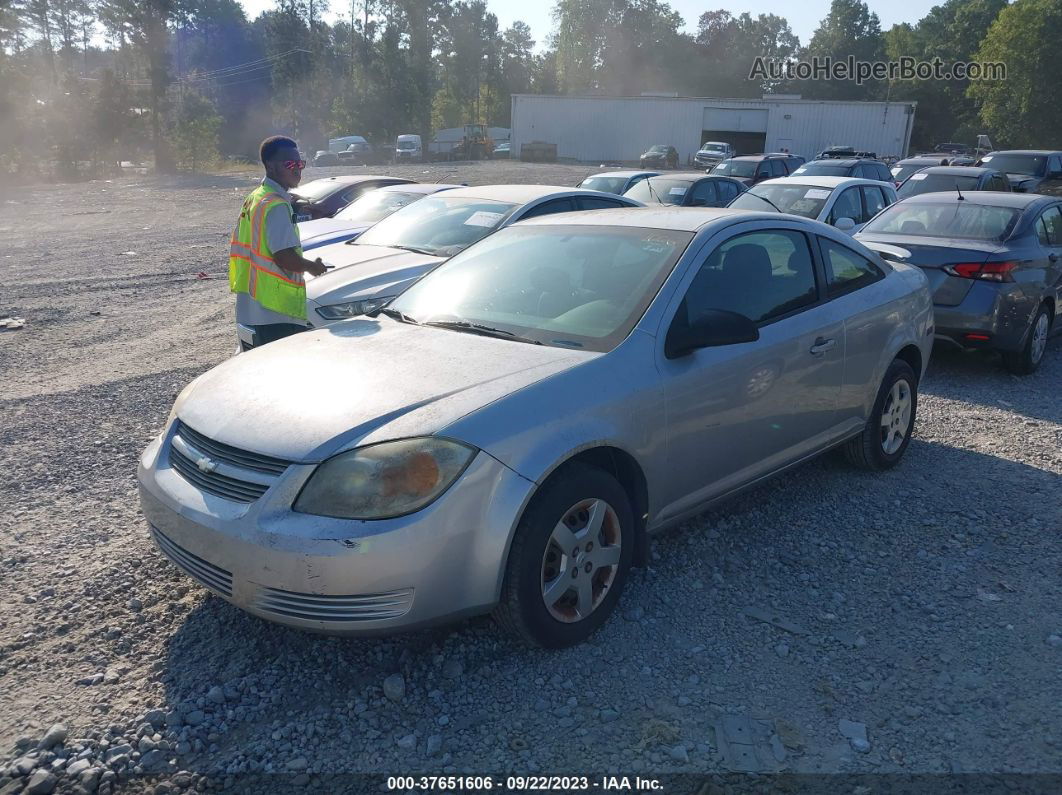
[580,177,628,194]
[980,154,1046,176]
[863,202,1020,241]
[290,180,350,201]
[355,196,518,257]
[712,160,756,178]
[389,226,694,352]
[897,174,979,199]
[624,178,694,205]
[335,191,420,223]
[729,184,832,218]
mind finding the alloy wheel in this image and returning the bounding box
[540,498,622,623]
[1030,312,1049,365]
[880,378,912,455]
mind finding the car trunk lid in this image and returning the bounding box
[859,236,1006,306]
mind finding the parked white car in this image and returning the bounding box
[728,176,898,234]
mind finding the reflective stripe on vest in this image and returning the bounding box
[228,184,306,321]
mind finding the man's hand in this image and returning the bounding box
[305,257,328,277]
[275,248,328,276]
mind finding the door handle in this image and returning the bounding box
[809,337,836,356]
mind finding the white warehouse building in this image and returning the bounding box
[510,94,917,164]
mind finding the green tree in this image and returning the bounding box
[802,0,886,100]
[969,0,1062,147]
[172,90,222,170]
[696,10,799,97]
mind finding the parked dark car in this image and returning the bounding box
[313,150,340,167]
[890,156,951,185]
[289,175,417,220]
[856,192,1062,374]
[709,154,795,186]
[975,150,1062,196]
[337,141,381,166]
[896,166,1011,200]
[640,145,679,170]
[791,158,894,184]
[623,173,746,206]
[935,142,973,155]
[816,146,858,159]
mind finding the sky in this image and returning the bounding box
[237,0,940,52]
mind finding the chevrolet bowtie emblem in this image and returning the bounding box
[196,456,219,474]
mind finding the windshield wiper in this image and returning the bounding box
[371,306,419,324]
[743,192,784,213]
[422,319,542,345]
[392,244,439,256]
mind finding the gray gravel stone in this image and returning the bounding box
[383,674,406,702]
[38,725,68,750]
[24,769,58,795]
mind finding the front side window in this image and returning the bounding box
[862,186,888,218]
[389,226,694,351]
[683,230,818,324]
[829,188,863,224]
[769,159,787,177]
[689,180,717,206]
[820,238,884,297]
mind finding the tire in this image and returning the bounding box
[493,462,634,648]
[1002,304,1051,375]
[844,359,918,471]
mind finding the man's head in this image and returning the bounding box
[260,135,303,190]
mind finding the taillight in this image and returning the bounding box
[944,261,1017,282]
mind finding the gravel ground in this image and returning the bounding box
[1,162,1061,794]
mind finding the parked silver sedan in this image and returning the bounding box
[138,208,933,647]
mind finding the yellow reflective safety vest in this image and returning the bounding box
[229,183,306,321]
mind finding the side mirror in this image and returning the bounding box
[833,217,856,231]
[665,308,759,359]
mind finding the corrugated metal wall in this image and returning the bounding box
[510,95,915,164]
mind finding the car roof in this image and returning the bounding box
[645,172,717,180]
[584,171,656,179]
[515,207,785,233]
[375,183,463,195]
[803,158,874,167]
[987,149,1062,156]
[914,166,995,177]
[729,154,782,161]
[755,176,886,189]
[430,184,599,203]
[900,156,950,164]
[899,191,1054,208]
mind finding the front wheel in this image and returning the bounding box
[493,463,634,648]
[1003,305,1051,375]
[844,359,917,470]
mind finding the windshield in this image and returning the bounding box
[623,177,694,205]
[728,183,832,218]
[792,163,850,177]
[334,191,423,223]
[979,153,1046,177]
[291,179,354,201]
[396,140,417,150]
[862,201,1020,241]
[648,145,668,153]
[580,176,628,195]
[700,144,727,153]
[389,225,693,352]
[354,196,517,257]
[891,163,935,182]
[711,160,757,178]
[897,173,979,199]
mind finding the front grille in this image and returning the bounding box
[169,445,269,503]
[168,422,292,503]
[253,586,414,622]
[174,422,290,475]
[150,526,233,597]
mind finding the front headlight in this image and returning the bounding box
[293,438,477,520]
[315,295,395,320]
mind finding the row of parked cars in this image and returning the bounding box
[137,155,1061,650]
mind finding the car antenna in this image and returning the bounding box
[956,184,965,201]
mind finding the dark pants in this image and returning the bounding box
[239,323,307,352]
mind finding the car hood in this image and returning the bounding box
[306,243,445,305]
[176,320,593,462]
[299,219,373,247]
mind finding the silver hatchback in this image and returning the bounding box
[138,208,933,647]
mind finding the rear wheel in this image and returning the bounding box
[494,463,634,648]
[1003,304,1051,375]
[844,359,917,470]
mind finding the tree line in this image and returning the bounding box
[0,0,1059,179]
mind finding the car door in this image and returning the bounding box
[687,179,718,207]
[656,225,845,520]
[1035,205,1062,304]
[814,237,894,425]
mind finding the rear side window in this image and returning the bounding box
[578,196,626,210]
[1038,206,1062,245]
[520,198,576,219]
[820,238,885,297]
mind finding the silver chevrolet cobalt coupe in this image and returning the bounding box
[138,208,933,647]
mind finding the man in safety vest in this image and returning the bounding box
[230,135,328,350]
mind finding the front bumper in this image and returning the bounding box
[137,425,536,635]
[931,281,1035,352]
